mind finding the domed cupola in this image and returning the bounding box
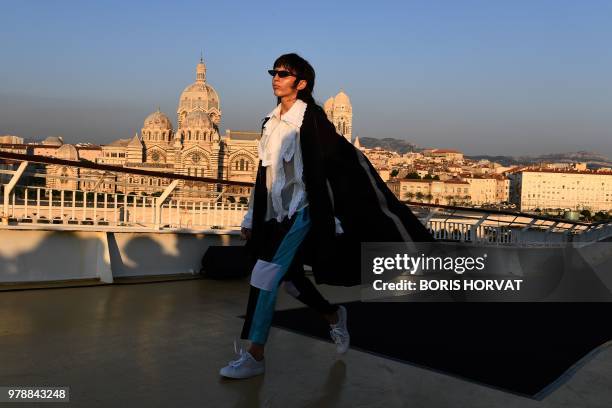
[177,109,218,143]
[324,90,353,143]
[143,109,173,130]
[177,56,221,128]
[333,90,352,113]
[55,143,79,161]
[141,109,174,143]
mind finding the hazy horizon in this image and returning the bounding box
[1,0,611,157]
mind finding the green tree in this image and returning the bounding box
[404,191,415,201]
[390,169,399,178]
[593,211,609,222]
[405,172,421,179]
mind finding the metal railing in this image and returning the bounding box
[1,153,250,230]
[0,185,248,229]
[2,152,611,244]
[407,201,612,246]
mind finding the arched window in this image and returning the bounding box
[239,159,245,171]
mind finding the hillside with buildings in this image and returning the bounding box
[467,151,612,169]
[355,142,612,217]
[359,137,420,154]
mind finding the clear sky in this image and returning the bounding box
[1,0,611,157]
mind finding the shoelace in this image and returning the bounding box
[229,352,250,368]
[229,338,249,367]
[330,327,348,344]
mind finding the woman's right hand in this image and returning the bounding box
[240,227,252,241]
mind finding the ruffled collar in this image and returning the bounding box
[259,99,307,221]
[266,99,307,128]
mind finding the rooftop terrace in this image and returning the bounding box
[1,277,612,407]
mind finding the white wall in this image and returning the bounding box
[0,228,241,284]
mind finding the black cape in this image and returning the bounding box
[247,103,434,287]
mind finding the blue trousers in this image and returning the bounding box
[240,207,338,345]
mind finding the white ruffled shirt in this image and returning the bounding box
[241,99,343,233]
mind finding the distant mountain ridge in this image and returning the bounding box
[467,151,612,168]
[358,138,612,168]
[359,137,419,154]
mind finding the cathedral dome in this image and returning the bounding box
[55,144,79,161]
[182,110,213,129]
[179,82,220,112]
[177,57,221,126]
[143,110,173,131]
[42,136,64,146]
[333,90,352,111]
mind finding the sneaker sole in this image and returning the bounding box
[219,367,265,379]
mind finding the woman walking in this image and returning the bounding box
[220,53,433,379]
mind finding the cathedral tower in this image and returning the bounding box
[324,90,353,143]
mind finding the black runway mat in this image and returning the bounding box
[270,302,612,398]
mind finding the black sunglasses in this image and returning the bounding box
[268,69,296,78]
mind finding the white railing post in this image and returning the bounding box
[199,202,203,227]
[104,193,108,223]
[113,194,118,225]
[47,189,52,220]
[123,194,128,224]
[83,191,87,222]
[2,161,28,223]
[93,192,98,224]
[36,188,41,221]
[154,179,179,230]
[60,190,65,223]
[132,195,137,224]
[72,190,76,221]
[24,188,29,219]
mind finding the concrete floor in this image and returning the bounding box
[1,278,611,408]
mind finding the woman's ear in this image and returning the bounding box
[296,79,307,91]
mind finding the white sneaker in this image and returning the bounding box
[219,345,265,379]
[329,305,350,354]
